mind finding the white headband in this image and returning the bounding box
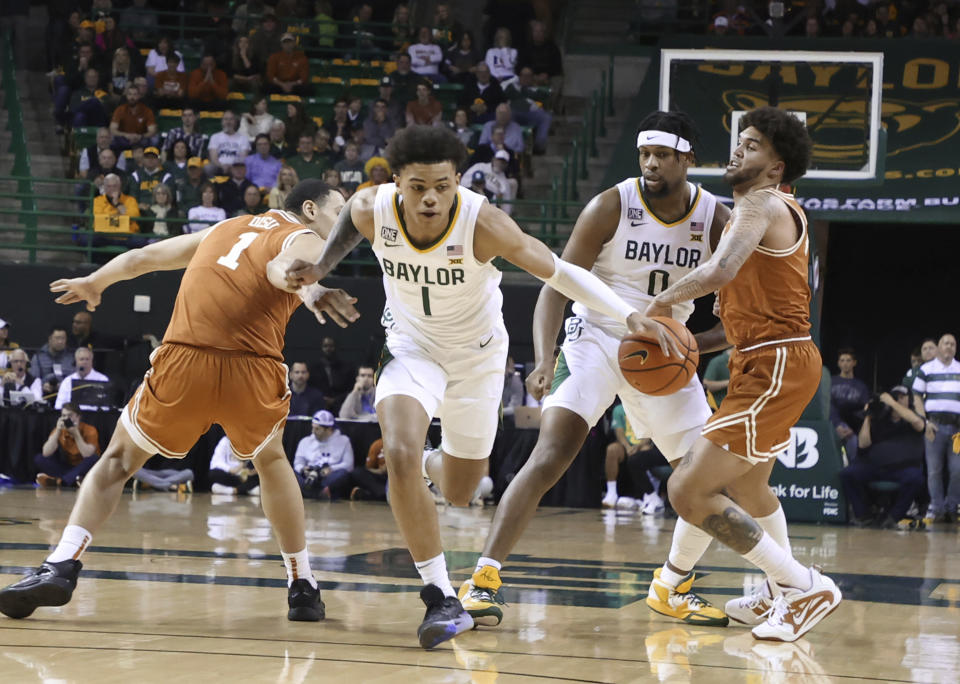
[636,130,692,153]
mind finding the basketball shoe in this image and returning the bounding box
[0,559,82,619]
[751,567,842,642]
[458,565,505,626]
[646,568,728,626]
[417,584,474,649]
[287,578,325,621]
[725,577,775,626]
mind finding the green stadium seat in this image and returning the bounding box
[304,96,335,120]
[198,111,224,136]
[268,94,302,119]
[433,82,463,108]
[310,76,347,99]
[347,78,380,102]
[73,126,98,151]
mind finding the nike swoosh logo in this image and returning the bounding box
[480,335,493,348]
[630,221,642,227]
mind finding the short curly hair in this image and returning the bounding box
[739,107,812,184]
[386,125,467,173]
[636,110,700,155]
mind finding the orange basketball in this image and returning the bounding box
[618,317,700,396]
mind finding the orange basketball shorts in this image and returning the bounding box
[120,343,290,460]
[702,339,821,465]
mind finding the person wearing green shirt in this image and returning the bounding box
[286,134,330,180]
[703,348,732,408]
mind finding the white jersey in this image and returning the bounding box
[573,177,718,337]
[372,183,504,347]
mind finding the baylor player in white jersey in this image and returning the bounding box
[285,126,676,650]
[461,111,799,631]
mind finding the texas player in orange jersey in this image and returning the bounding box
[645,107,842,643]
[0,180,358,624]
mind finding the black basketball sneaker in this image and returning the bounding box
[287,578,325,621]
[417,584,474,649]
[0,559,82,619]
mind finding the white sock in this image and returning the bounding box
[415,552,456,597]
[46,525,93,563]
[741,532,810,591]
[756,505,791,553]
[606,481,618,498]
[281,547,317,588]
[474,556,502,574]
[662,518,713,587]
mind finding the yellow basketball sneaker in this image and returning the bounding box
[457,565,505,627]
[646,568,729,627]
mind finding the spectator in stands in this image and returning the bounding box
[311,129,335,169]
[461,150,516,213]
[131,147,173,213]
[94,14,135,57]
[78,128,123,181]
[230,35,262,93]
[445,30,481,86]
[187,54,229,106]
[362,99,396,158]
[914,333,960,523]
[831,347,870,463]
[356,157,390,191]
[283,101,318,150]
[343,438,387,501]
[294,410,354,499]
[313,0,338,51]
[391,3,414,53]
[391,53,419,105]
[105,47,138,110]
[486,27,518,81]
[310,336,354,411]
[239,97,276,142]
[703,347,732,408]
[153,54,188,107]
[447,108,474,150]
[162,107,206,160]
[55,347,110,410]
[186,182,226,233]
[267,33,310,95]
[409,26,445,83]
[110,83,158,150]
[324,168,344,196]
[35,403,101,488]
[68,67,109,128]
[163,139,191,185]
[377,76,405,127]
[602,403,667,514]
[208,435,260,495]
[904,338,938,387]
[466,169,490,199]
[0,318,18,370]
[250,13,283,67]
[268,120,290,159]
[92,172,141,239]
[2,349,42,405]
[237,185,265,216]
[245,134,282,189]
[519,20,563,112]
[176,157,207,211]
[339,365,376,422]
[145,36,184,79]
[711,15,730,35]
[218,161,255,215]
[350,2,377,55]
[334,142,366,196]
[502,355,524,421]
[479,102,524,154]
[31,326,75,389]
[841,386,925,528]
[406,80,443,127]
[461,61,504,124]
[268,166,299,209]
[289,361,325,417]
[88,148,126,197]
[345,96,365,130]
[132,456,194,493]
[286,133,329,180]
[207,110,249,174]
[431,3,463,51]
[324,98,353,155]
[469,124,517,176]
[143,183,179,237]
[53,41,97,128]
[502,66,551,153]
[67,310,134,353]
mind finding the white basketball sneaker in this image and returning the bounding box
[725,578,774,626]
[752,567,842,642]
[601,491,618,508]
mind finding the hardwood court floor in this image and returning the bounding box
[1,488,958,683]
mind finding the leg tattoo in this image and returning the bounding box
[700,506,763,554]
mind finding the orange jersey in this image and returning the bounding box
[718,188,811,349]
[163,209,314,360]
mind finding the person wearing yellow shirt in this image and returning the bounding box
[93,173,140,234]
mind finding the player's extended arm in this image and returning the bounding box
[474,202,680,357]
[649,191,776,310]
[284,188,377,287]
[696,321,730,354]
[49,230,208,311]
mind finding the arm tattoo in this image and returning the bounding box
[700,506,764,554]
[651,271,714,307]
[316,196,365,276]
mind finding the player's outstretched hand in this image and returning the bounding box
[285,259,323,288]
[525,361,555,402]
[302,284,360,327]
[626,312,681,358]
[50,276,102,311]
[644,301,672,319]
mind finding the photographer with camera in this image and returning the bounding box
[34,403,101,488]
[839,386,925,528]
[293,410,354,499]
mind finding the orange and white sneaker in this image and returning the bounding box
[752,567,842,642]
[725,578,774,626]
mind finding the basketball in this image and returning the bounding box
[618,317,699,396]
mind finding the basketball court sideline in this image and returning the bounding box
[1,489,957,683]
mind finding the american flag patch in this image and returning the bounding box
[446,244,463,256]
[690,221,704,232]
